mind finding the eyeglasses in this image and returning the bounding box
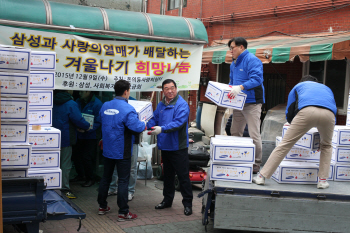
[229,45,239,51]
[164,86,176,92]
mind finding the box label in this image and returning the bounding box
[29,109,52,126]
[205,83,222,104]
[1,146,30,168]
[1,99,28,120]
[281,167,318,183]
[29,91,53,108]
[285,148,320,162]
[28,170,61,189]
[30,151,60,169]
[0,73,29,97]
[212,145,255,163]
[210,164,252,182]
[29,132,60,150]
[29,72,55,89]
[30,53,56,70]
[1,124,28,143]
[2,170,27,177]
[335,165,350,181]
[0,47,30,72]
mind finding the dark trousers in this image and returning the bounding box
[162,148,193,207]
[97,157,131,214]
[74,139,97,181]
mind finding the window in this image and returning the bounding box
[304,60,350,114]
[168,0,187,10]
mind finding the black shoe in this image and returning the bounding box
[70,176,85,182]
[184,206,192,216]
[81,180,95,187]
[155,201,172,209]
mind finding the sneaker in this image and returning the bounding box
[128,193,134,201]
[98,206,111,215]
[108,190,118,196]
[118,212,137,221]
[253,172,265,185]
[65,191,77,199]
[317,180,329,189]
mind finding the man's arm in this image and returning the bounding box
[285,87,298,124]
[68,102,90,130]
[242,58,263,90]
[146,104,159,129]
[125,110,147,133]
[161,103,189,133]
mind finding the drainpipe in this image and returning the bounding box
[178,0,183,16]
[160,0,165,15]
[141,0,147,13]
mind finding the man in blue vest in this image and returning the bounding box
[227,37,265,174]
[71,91,102,187]
[253,75,336,189]
[147,79,193,216]
[97,80,146,221]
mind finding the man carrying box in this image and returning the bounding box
[227,37,265,173]
[97,80,146,221]
[253,75,337,189]
[147,79,193,216]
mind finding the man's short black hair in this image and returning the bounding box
[162,79,177,90]
[228,37,248,49]
[114,80,131,96]
[299,75,318,83]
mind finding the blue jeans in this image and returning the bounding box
[109,145,138,194]
[97,157,131,214]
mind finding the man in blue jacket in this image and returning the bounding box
[72,91,103,187]
[228,37,265,173]
[97,80,146,221]
[253,75,337,189]
[147,79,193,216]
[53,90,90,199]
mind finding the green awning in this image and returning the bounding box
[0,0,208,44]
[202,32,350,64]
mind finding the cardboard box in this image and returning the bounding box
[210,163,253,183]
[30,151,60,169]
[205,81,247,110]
[272,161,319,184]
[128,100,153,121]
[29,90,53,108]
[2,169,27,177]
[29,71,55,89]
[214,135,254,144]
[0,73,30,97]
[334,164,350,182]
[1,98,29,121]
[333,146,350,164]
[1,122,29,144]
[276,136,332,163]
[30,51,56,71]
[29,127,61,150]
[347,111,350,127]
[28,168,61,189]
[1,144,31,169]
[29,109,52,126]
[282,124,320,150]
[332,126,350,147]
[210,138,255,164]
[82,113,94,130]
[0,45,31,72]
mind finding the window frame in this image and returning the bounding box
[303,60,350,115]
[168,0,187,11]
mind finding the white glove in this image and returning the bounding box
[229,85,242,98]
[148,126,162,135]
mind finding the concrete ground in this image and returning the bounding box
[4,177,245,233]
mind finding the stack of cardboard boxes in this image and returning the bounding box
[0,45,32,178]
[209,135,255,183]
[26,51,62,190]
[331,126,350,181]
[273,123,335,184]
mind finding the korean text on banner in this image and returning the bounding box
[0,25,203,92]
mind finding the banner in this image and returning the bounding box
[0,25,203,92]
